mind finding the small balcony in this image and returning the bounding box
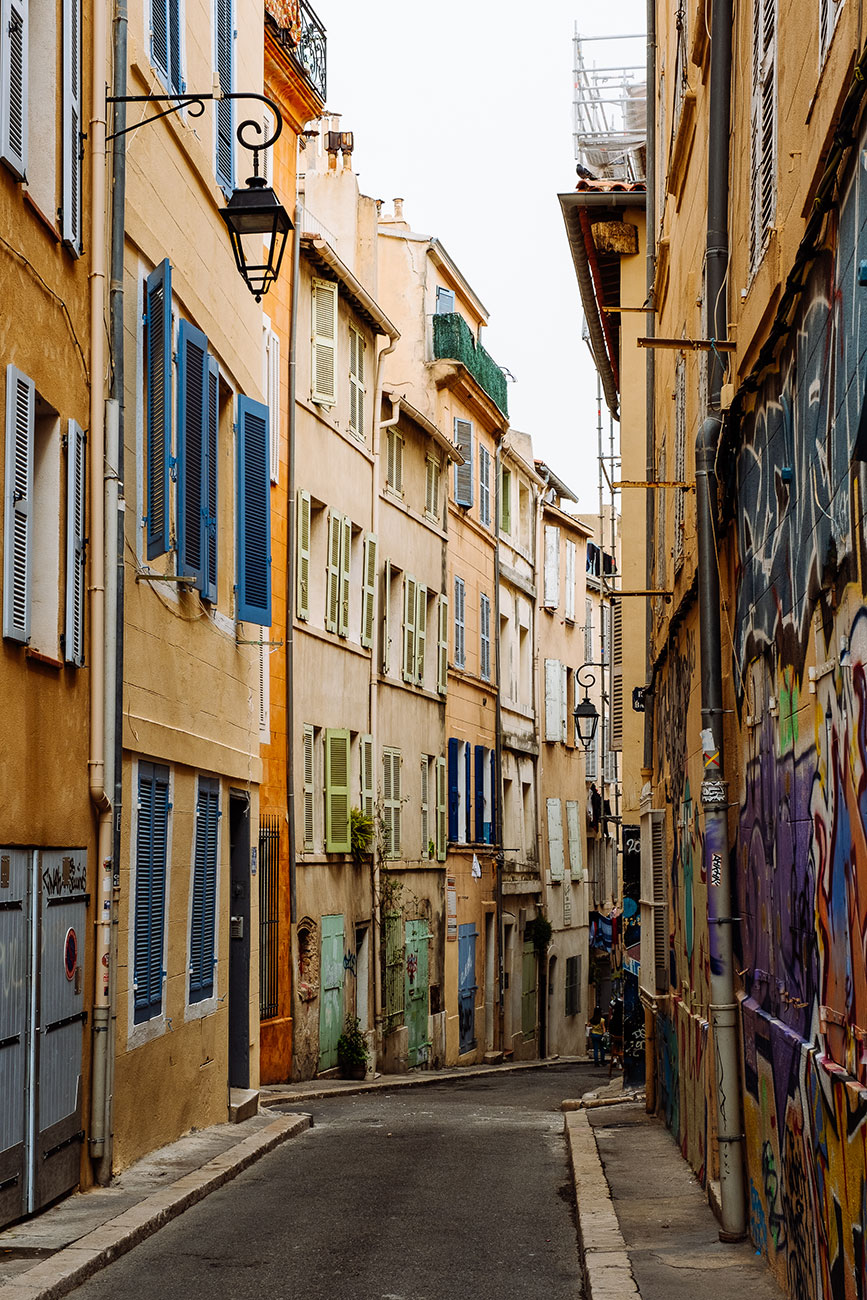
[267,0,327,104]
[432,312,509,418]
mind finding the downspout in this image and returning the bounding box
[643,0,659,1120]
[370,341,399,1051]
[88,0,113,1172]
[698,0,746,1242]
[492,437,505,1054]
[285,202,301,1071]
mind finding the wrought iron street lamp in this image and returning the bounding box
[573,663,601,751]
[106,91,292,301]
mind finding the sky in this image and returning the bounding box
[319,0,647,512]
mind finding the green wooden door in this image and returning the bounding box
[318,914,345,1071]
[404,919,430,1067]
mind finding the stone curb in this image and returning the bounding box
[0,1113,312,1300]
[564,1109,641,1299]
[263,1055,586,1105]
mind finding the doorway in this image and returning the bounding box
[228,793,251,1090]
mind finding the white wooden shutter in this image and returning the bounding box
[61,0,82,253]
[479,445,491,525]
[435,755,447,860]
[584,597,593,660]
[425,456,440,520]
[302,724,315,850]
[437,593,448,694]
[296,489,310,621]
[0,0,28,179]
[454,577,465,667]
[64,418,86,665]
[338,514,351,637]
[543,525,559,608]
[415,583,427,684]
[325,511,341,632]
[360,733,374,819]
[257,636,270,740]
[3,365,34,643]
[382,558,391,673]
[361,532,377,648]
[547,798,565,881]
[266,326,280,482]
[544,659,561,742]
[311,278,337,404]
[566,800,584,880]
[749,0,776,273]
[561,662,568,742]
[383,748,401,857]
[565,540,576,621]
[402,574,417,682]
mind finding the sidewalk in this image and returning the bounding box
[565,1085,785,1300]
[0,1056,577,1299]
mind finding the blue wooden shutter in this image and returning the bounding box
[464,742,472,843]
[214,0,234,192]
[474,745,485,844]
[204,356,219,602]
[489,749,497,846]
[0,0,28,179]
[150,0,169,84]
[3,364,34,643]
[190,777,219,1002]
[236,395,271,624]
[134,762,169,1023]
[146,259,172,560]
[177,319,208,588]
[448,738,459,842]
[61,0,82,253]
[168,0,181,91]
[64,419,86,664]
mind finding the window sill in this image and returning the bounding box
[26,647,64,670]
[22,190,62,244]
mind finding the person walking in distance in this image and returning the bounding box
[587,1006,607,1066]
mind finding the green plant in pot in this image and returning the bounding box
[350,807,375,865]
[336,1015,369,1079]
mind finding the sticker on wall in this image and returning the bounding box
[472,854,482,879]
[64,927,78,981]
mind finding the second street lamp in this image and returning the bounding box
[573,663,602,752]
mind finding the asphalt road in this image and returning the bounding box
[67,1063,596,1300]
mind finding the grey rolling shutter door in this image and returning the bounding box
[61,0,81,252]
[3,365,34,643]
[64,419,86,664]
[0,0,28,179]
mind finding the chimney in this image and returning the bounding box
[393,197,404,220]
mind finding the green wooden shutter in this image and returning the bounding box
[415,584,427,684]
[349,326,365,436]
[325,728,350,852]
[437,593,448,695]
[325,511,341,632]
[360,733,374,819]
[338,514,351,637]
[436,756,447,861]
[402,574,417,683]
[3,364,34,643]
[64,419,86,665]
[361,532,377,648]
[296,488,311,620]
[312,279,337,404]
[420,758,429,857]
[383,748,401,858]
[499,466,511,534]
[302,724,315,850]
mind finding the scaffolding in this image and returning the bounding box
[573,29,647,182]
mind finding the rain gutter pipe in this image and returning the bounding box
[697,0,747,1241]
[286,201,301,1042]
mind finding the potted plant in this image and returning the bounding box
[336,1015,369,1080]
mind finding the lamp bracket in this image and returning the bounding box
[106,92,283,176]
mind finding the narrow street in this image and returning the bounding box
[64,1066,594,1300]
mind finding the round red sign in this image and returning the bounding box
[64,928,78,981]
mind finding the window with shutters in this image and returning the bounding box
[435,286,455,314]
[543,525,559,608]
[325,728,351,853]
[149,0,183,95]
[213,0,234,193]
[820,0,844,61]
[133,762,171,1025]
[0,0,28,179]
[178,320,219,602]
[424,455,441,523]
[436,591,449,694]
[584,598,593,660]
[420,755,433,858]
[585,726,599,781]
[479,445,491,526]
[480,592,491,681]
[749,0,777,276]
[564,541,576,622]
[641,807,668,994]
[402,573,417,682]
[145,260,173,561]
[325,510,352,637]
[447,738,471,845]
[386,427,403,494]
[601,602,610,663]
[453,417,473,507]
[264,322,280,482]
[474,745,494,844]
[603,717,617,784]
[382,747,402,858]
[348,325,365,438]
[499,466,511,534]
[435,755,447,860]
[674,357,686,571]
[565,955,580,1017]
[360,532,377,649]
[296,488,311,620]
[236,395,271,624]
[566,800,583,880]
[301,724,316,850]
[311,278,337,405]
[547,799,565,881]
[453,576,466,668]
[189,776,219,1005]
[544,659,563,743]
[257,635,269,741]
[360,733,374,821]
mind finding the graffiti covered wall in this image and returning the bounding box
[731,126,867,1299]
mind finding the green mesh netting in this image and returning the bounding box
[432,312,509,418]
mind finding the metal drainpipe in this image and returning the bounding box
[698,0,746,1241]
[492,436,505,1054]
[285,202,301,1070]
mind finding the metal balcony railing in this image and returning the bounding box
[431,312,509,418]
[294,0,327,101]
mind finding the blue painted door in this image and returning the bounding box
[318,914,344,1072]
[458,923,477,1054]
[405,919,430,1067]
